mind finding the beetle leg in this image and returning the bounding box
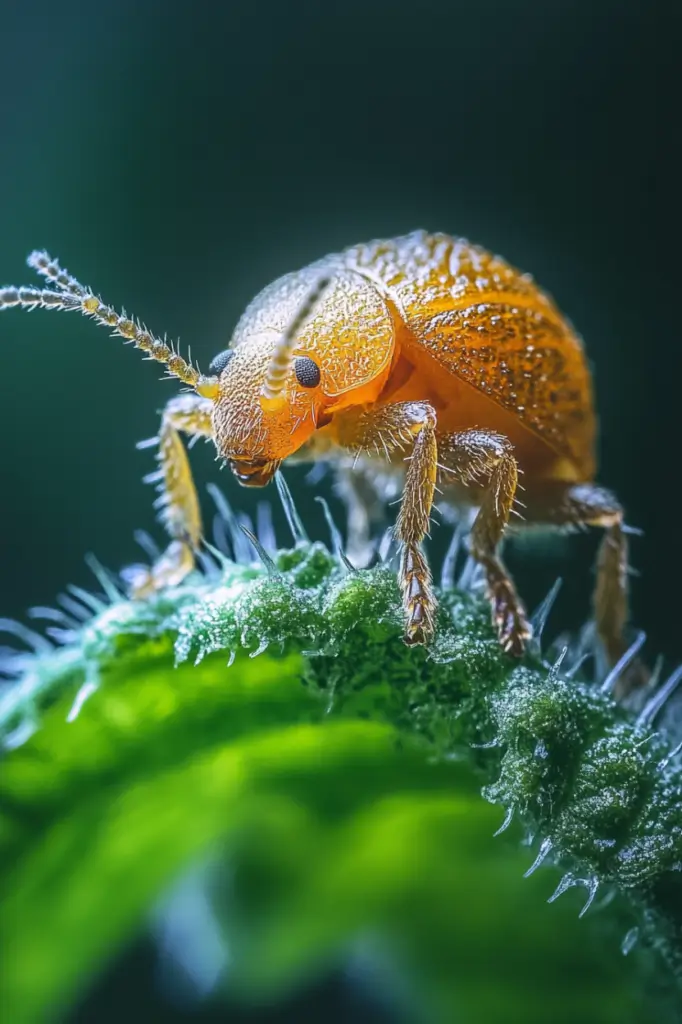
[126,394,214,598]
[520,481,644,692]
[333,401,438,644]
[438,430,530,656]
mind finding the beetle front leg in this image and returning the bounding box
[439,430,530,656]
[127,393,214,597]
[333,401,438,644]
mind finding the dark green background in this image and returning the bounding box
[0,0,673,1019]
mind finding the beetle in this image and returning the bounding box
[0,231,633,667]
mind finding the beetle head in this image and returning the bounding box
[210,262,395,487]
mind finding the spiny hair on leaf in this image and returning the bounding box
[2,472,682,979]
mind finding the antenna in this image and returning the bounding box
[1,251,220,398]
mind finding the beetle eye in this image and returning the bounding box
[294,356,321,389]
[208,349,234,376]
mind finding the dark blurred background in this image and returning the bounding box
[0,0,673,1019]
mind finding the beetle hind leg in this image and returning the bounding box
[126,394,214,597]
[520,481,644,692]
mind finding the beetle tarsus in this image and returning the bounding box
[124,539,196,598]
[498,608,532,658]
[401,547,436,646]
[486,565,532,657]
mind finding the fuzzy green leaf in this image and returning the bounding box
[0,546,679,1023]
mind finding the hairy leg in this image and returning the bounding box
[521,481,642,689]
[439,430,529,655]
[333,401,438,644]
[128,394,214,596]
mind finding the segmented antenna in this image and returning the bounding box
[260,275,330,411]
[0,251,219,397]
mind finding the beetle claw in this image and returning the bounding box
[492,589,532,658]
[123,539,195,599]
[501,629,530,658]
[403,624,433,647]
[404,632,425,647]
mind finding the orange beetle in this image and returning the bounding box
[0,232,630,666]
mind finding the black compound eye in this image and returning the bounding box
[294,355,321,389]
[208,349,234,376]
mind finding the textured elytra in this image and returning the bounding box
[346,230,596,477]
[216,229,595,476]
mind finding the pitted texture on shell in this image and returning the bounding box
[231,261,395,398]
[345,231,596,478]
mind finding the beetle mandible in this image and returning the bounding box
[0,231,632,666]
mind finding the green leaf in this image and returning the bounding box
[0,549,679,1023]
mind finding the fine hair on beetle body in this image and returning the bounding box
[0,231,644,690]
